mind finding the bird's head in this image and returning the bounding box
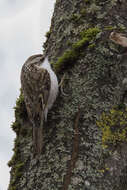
[25,54,44,66]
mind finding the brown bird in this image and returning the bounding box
[21,54,58,155]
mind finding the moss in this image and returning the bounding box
[84,0,90,3]
[8,91,28,189]
[8,136,25,189]
[80,8,87,17]
[52,38,88,72]
[96,106,127,149]
[104,25,117,31]
[45,30,51,38]
[9,162,24,188]
[52,27,101,72]
[8,149,24,188]
[53,49,78,71]
[66,40,73,47]
[14,162,24,178]
[9,187,17,190]
[11,91,27,135]
[8,137,21,167]
[80,27,101,40]
[104,25,126,32]
[14,92,27,120]
[8,152,17,167]
[88,43,96,49]
[72,37,89,50]
[11,121,21,135]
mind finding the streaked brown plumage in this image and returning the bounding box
[21,54,58,154]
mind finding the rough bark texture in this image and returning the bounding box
[8,0,127,190]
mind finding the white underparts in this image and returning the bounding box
[40,57,58,121]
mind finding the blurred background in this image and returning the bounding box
[0,0,55,189]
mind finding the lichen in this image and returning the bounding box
[87,3,101,14]
[71,13,81,23]
[110,0,118,7]
[104,25,126,32]
[104,25,117,31]
[96,106,127,149]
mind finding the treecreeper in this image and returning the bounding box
[21,54,58,155]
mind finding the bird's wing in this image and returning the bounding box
[21,59,51,154]
[21,64,51,126]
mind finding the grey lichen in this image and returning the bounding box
[87,3,101,14]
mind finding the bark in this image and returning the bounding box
[8,0,127,190]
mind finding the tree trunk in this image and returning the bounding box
[8,0,127,190]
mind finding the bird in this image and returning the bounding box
[21,54,58,155]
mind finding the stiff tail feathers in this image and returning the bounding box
[32,114,44,155]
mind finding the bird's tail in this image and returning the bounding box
[33,114,44,155]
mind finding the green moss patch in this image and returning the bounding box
[8,136,25,189]
[11,91,27,135]
[9,161,24,189]
[104,25,126,32]
[45,30,51,38]
[8,91,28,190]
[80,27,100,40]
[96,106,127,149]
[52,27,101,72]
